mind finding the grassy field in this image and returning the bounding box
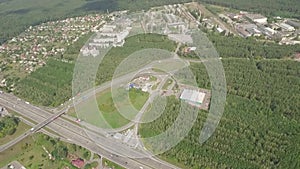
[162,78,173,90]
[84,161,99,169]
[0,121,30,146]
[0,133,93,169]
[103,158,125,169]
[69,88,149,128]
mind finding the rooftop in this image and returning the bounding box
[245,13,267,20]
[180,89,205,104]
[71,158,85,168]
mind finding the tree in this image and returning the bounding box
[83,151,90,159]
[51,144,68,159]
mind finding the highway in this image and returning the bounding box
[0,56,188,169]
[0,130,31,152]
[0,93,151,169]
[0,116,61,152]
[0,92,180,169]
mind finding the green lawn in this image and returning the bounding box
[162,79,173,90]
[149,75,157,82]
[103,158,125,169]
[0,133,92,169]
[152,68,166,73]
[0,121,30,146]
[84,161,99,169]
[128,88,150,110]
[0,134,90,169]
[69,88,149,129]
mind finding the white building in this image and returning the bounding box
[246,14,268,24]
[100,25,117,32]
[217,27,224,33]
[180,89,206,105]
[264,27,276,35]
[80,46,100,57]
[278,23,295,31]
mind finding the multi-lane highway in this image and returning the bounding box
[0,92,180,169]
[0,57,188,169]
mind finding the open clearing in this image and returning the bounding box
[69,88,149,129]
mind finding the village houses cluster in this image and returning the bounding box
[0,14,105,74]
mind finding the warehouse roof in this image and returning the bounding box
[180,89,205,104]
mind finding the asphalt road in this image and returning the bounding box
[0,57,187,169]
[0,92,180,169]
[0,94,152,169]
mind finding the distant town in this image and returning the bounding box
[0,2,299,90]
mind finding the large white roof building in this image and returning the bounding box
[180,89,206,105]
[245,14,268,24]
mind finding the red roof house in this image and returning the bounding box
[71,158,85,168]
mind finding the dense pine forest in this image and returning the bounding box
[200,0,300,19]
[178,32,300,59]
[140,59,300,169]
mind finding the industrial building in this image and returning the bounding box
[237,27,251,38]
[277,23,295,31]
[286,20,300,28]
[264,27,277,35]
[246,28,262,36]
[180,89,206,105]
[245,13,268,24]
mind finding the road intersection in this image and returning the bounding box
[0,57,188,169]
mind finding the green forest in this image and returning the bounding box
[207,33,300,59]
[179,32,300,59]
[0,116,20,138]
[14,59,74,107]
[1,0,299,44]
[200,0,300,19]
[140,58,300,169]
